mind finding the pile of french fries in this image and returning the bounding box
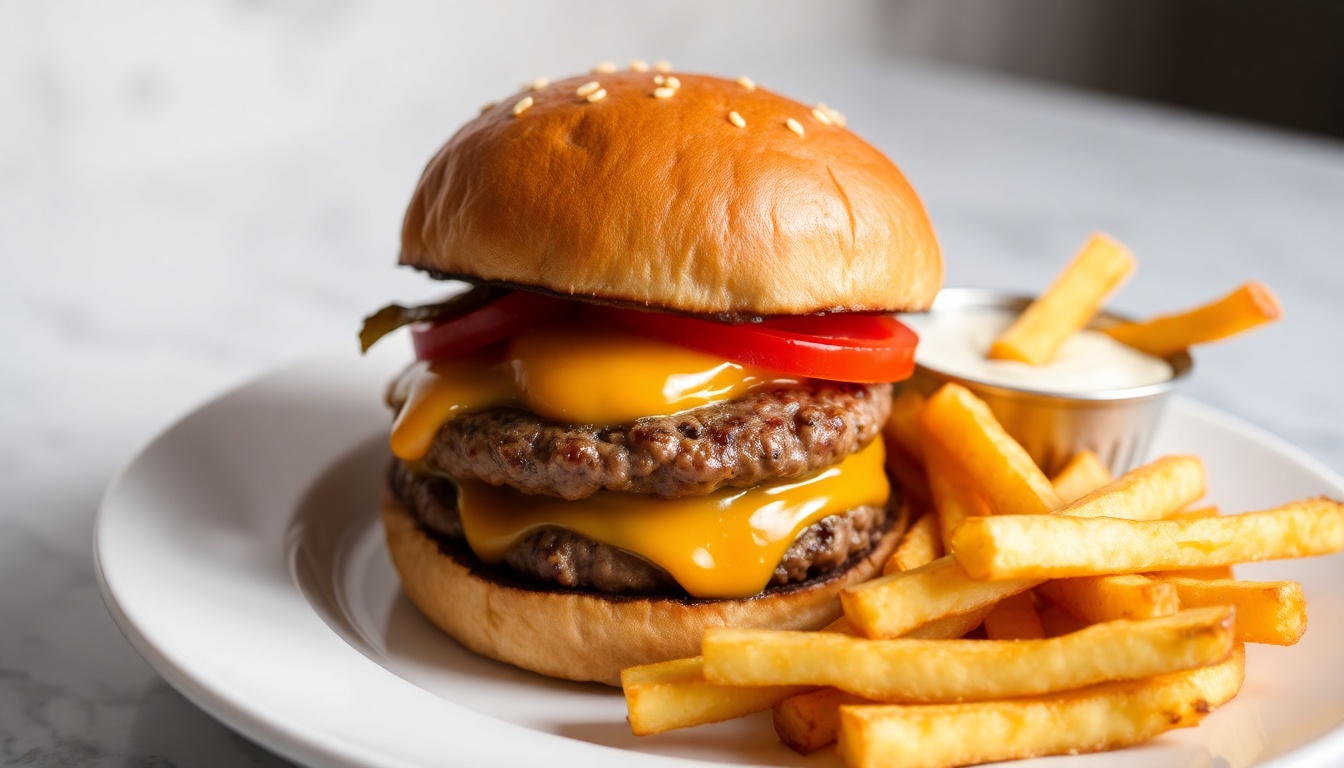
[620,383,1343,768]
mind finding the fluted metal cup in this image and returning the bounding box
[902,288,1192,477]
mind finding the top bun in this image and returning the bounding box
[400,70,942,317]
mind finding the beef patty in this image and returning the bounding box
[394,381,891,500]
[389,460,896,595]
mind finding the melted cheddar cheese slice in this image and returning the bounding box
[389,323,792,461]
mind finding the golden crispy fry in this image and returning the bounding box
[823,615,853,634]
[903,606,993,640]
[1063,455,1206,520]
[988,233,1136,365]
[1148,566,1235,580]
[885,510,944,575]
[1171,505,1222,519]
[826,611,985,641]
[1038,457,1197,628]
[620,656,807,735]
[850,456,1192,638]
[920,384,1063,516]
[1188,643,1246,706]
[885,388,927,463]
[843,556,1036,638]
[1051,450,1113,504]
[1103,281,1282,358]
[1156,577,1307,645]
[982,591,1045,640]
[838,649,1244,768]
[701,608,1233,703]
[951,498,1344,580]
[1036,574,1178,623]
[773,688,870,754]
[924,440,993,551]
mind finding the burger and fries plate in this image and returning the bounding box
[96,340,1344,768]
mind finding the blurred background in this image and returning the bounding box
[3,0,1341,185]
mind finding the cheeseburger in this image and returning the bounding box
[360,67,942,684]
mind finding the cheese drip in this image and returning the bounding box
[455,439,890,599]
[389,323,789,461]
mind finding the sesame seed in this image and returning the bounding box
[592,61,616,73]
[728,111,746,128]
[653,60,672,72]
[665,76,681,90]
[812,106,833,125]
[586,88,607,103]
[826,106,847,127]
[786,117,804,137]
[737,76,756,91]
[653,74,665,85]
[512,96,533,116]
[530,77,549,90]
[576,81,601,97]
[653,86,675,99]
[479,101,497,114]
[629,59,649,72]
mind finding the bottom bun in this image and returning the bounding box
[381,488,907,686]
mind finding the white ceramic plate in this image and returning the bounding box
[96,346,1344,768]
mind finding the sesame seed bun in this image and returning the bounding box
[400,71,942,318]
[381,485,907,685]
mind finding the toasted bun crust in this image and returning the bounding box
[401,71,941,317]
[381,488,905,685]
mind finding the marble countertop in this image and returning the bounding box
[2,54,1342,766]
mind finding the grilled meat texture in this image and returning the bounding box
[389,460,893,595]
[391,380,890,500]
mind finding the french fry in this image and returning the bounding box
[850,450,1194,637]
[885,388,926,463]
[837,649,1244,768]
[988,233,1136,365]
[1171,505,1222,520]
[826,611,985,641]
[772,609,992,754]
[904,606,993,640]
[951,498,1344,580]
[843,556,1036,639]
[920,384,1063,516]
[884,510,944,575]
[702,608,1233,703]
[1062,455,1206,520]
[1148,566,1235,580]
[1188,643,1247,707]
[773,688,870,754]
[1051,450,1113,504]
[1155,577,1307,645]
[923,440,992,554]
[1103,281,1282,357]
[620,656,807,735]
[982,591,1045,640]
[1036,574,1179,623]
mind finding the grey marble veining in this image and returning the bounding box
[1,53,1342,766]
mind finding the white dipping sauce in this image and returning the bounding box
[900,308,1173,394]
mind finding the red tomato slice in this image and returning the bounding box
[584,305,918,383]
[411,291,575,361]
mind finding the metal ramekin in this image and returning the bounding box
[901,287,1193,477]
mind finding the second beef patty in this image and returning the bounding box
[388,460,896,595]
